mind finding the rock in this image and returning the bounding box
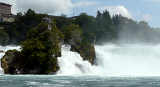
[1,49,60,74]
[0,50,4,53]
[1,50,21,74]
[63,24,96,65]
[71,43,96,65]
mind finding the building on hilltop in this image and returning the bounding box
[0,2,15,23]
[0,2,11,16]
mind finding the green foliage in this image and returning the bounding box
[1,9,160,45]
[74,13,97,43]
[2,9,47,45]
[73,11,117,43]
[95,11,117,42]
[0,29,9,45]
[53,16,73,30]
[18,22,62,74]
[112,15,160,43]
[62,24,82,44]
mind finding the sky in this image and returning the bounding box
[0,0,160,28]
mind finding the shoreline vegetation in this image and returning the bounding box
[0,9,160,74]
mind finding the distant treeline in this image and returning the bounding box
[0,9,160,45]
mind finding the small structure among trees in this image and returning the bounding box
[0,2,14,22]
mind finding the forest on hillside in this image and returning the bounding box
[0,9,160,46]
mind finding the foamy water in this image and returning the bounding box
[1,44,160,76]
[57,44,160,76]
[57,45,99,75]
[95,44,160,76]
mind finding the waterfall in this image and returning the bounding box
[58,44,160,76]
[0,52,4,74]
[1,44,160,76]
[95,44,160,76]
[57,45,100,75]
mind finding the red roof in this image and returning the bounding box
[0,2,11,7]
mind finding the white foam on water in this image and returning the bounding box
[2,44,160,77]
[57,45,100,75]
[57,44,160,76]
[95,44,160,76]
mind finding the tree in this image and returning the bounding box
[63,24,82,44]
[0,30,9,45]
[20,22,62,74]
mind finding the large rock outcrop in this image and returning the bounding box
[1,22,61,74]
[63,24,96,64]
[1,22,96,75]
[1,49,60,74]
[71,43,96,64]
[1,50,21,74]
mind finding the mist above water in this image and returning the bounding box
[57,44,160,76]
[95,44,160,76]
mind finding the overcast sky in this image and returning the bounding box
[0,0,160,27]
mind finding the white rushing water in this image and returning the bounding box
[95,44,160,76]
[0,46,20,74]
[57,45,100,75]
[58,44,160,76]
[1,44,160,76]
